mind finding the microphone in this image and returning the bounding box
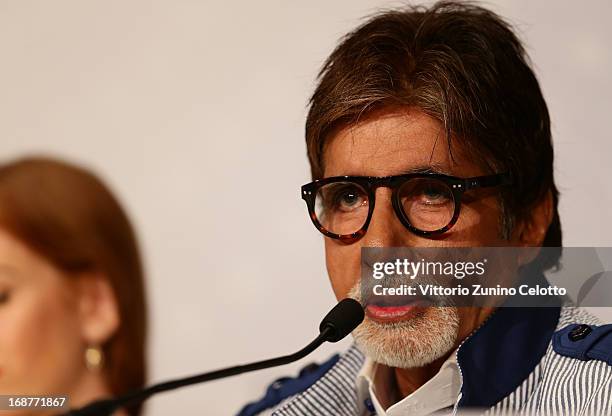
[62,298,364,416]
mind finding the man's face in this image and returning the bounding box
[322,107,512,368]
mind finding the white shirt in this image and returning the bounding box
[356,350,461,416]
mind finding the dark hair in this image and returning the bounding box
[306,1,560,268]
[0,157,147,415]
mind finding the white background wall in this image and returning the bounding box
[0,1,610,415]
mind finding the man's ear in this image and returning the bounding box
[75,272,120,345]
[515,190,554,247]
[511,190,554,266]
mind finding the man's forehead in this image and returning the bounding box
[322,108,478,178]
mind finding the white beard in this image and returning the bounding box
[348,283,460,368]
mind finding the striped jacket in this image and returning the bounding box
[240,305,612,415]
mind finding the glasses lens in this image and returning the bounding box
[314,181,369,236]
[398,178,455,232]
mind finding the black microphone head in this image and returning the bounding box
[319,298,364,342]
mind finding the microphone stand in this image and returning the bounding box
[62,298,364,416]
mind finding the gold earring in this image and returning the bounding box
[85,345,105,371]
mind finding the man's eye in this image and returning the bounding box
[333,187,366,211]
[417,185,451,205]
[423,186,445,200]
[320,183,368,213]
[339,190,360,205]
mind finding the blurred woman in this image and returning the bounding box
[0,157,147,415]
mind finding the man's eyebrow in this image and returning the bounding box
[399,164,452,175]
[325,164,453,178]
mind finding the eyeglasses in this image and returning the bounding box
[301,172,511,241]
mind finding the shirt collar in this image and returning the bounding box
[357,349,460,416]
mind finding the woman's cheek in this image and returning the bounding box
[0,284,83,395]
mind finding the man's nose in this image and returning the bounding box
[361,188,412,247]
